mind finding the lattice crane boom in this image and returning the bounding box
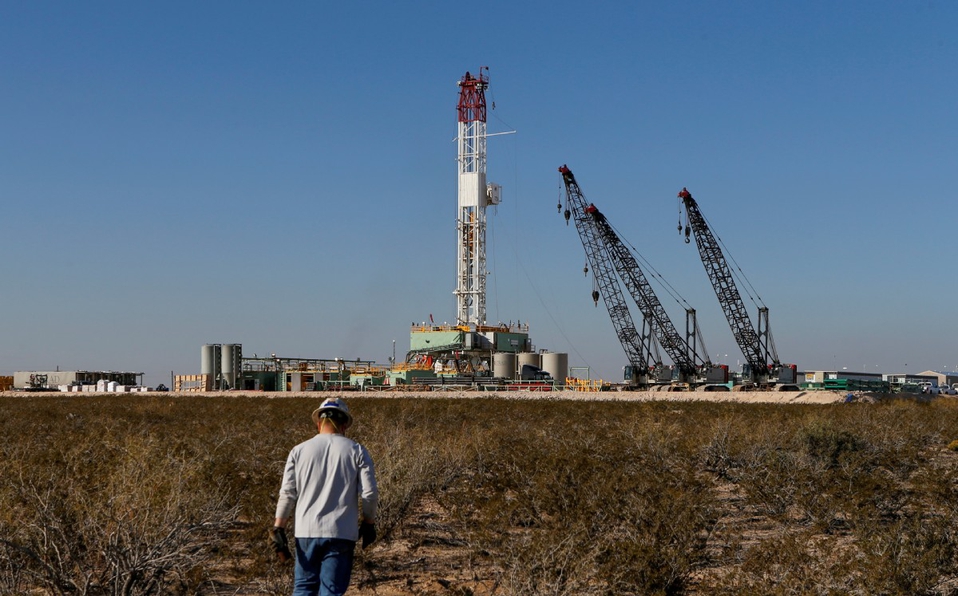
[678,187,783,383]
[559,166,654,383]
[587,204,708,377]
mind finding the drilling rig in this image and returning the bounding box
[678,187,797,389]
[390,68,564,389]
[454,67,501,327]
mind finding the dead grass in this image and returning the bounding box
[2,394,958,595]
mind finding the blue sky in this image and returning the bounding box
[3,1,956,386]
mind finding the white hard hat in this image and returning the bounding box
[311,397,353,428]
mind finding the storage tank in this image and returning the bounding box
[201,344,220,378]
[493,352,517,380]
[221,344,241,389]
[541,352,569,383]
[200,344,218,375]
[221,344,235,376]
[517,352,541,371]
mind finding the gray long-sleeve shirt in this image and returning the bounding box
[275,433,378,541]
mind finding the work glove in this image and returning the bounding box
[359,521,376,549]
[271,527,292,561]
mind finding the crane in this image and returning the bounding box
[559,165,657,386]
[560,166,725,388]
[677,187,797,388]
[586,203,713,385]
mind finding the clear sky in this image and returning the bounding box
[3,1,956,386]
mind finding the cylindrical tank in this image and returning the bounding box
[201,344,219,377]
[517,352,541,371]
[221,344,236,376]
[541,352,569,383]
[200,344,216,375]
[493,352,517,380]
[221,344,240,389]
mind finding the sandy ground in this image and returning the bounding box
[1,388,867,404]
[311,388,860,404]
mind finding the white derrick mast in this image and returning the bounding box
[455,67,500,326]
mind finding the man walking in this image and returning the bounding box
[273,397,379,596]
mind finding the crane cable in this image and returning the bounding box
[704,209,767,310]
[606,216,711,367]
[606,217,695,312]
[683,196,768,311]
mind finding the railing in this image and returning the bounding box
[410,323,530,334]
[565,377,605,392]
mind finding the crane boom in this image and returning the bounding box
[559,166,654,384]
[678,187,784,384]
[586,203,708,378]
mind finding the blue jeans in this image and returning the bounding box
[293,538,356,596]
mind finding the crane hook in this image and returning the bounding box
[591,290,600,306]
[564,209,571,225]
[557,201,562,213]
[684,225,691,244]
[583,265,589,276]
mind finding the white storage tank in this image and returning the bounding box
[221,344,242,389]
[221,344,236,375]
[541,352,568,383]
[201,344,220,378]
[493,352,517,380]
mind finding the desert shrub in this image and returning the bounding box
[721,416,810,523]
[852,514,958,595]
[801,420,865,470]
[0,406,238,596]
[722,406,943,531]
[5,395,958,594]
[853,400,943,478]
[737,445,804,520]
[700,414,752,479]
[597,460,718,595]
[438,400,718,595]
[710,530,856,595]
[350,399,476,542]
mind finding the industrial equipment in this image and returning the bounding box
[393,68,557,391]
[454,67,501,327]
[559,166,727,389]
[677,188,797,389]
[559,165,657,387]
